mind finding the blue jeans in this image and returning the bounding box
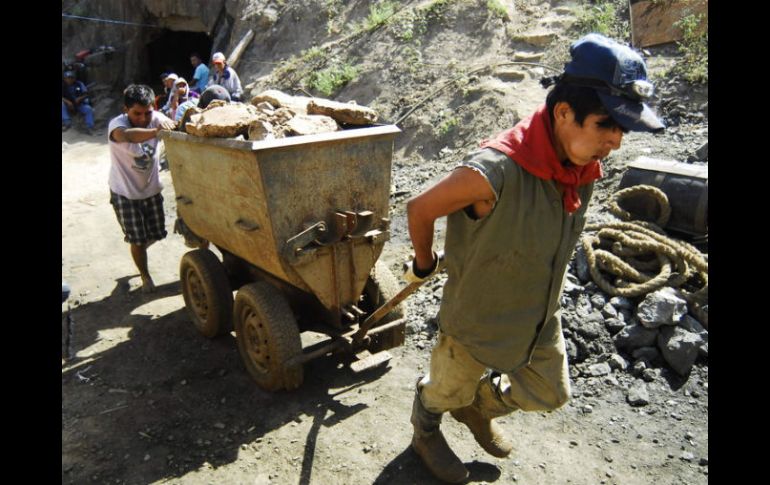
[62,101,94,129]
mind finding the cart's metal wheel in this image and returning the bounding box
[364,261,406,352]
[234,281,304,391]
[180,249,233,338]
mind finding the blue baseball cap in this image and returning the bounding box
[563,33,665,133]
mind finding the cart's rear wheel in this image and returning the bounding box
[234,282,304,391]
[364,261,406,351]
[180,249,233,338]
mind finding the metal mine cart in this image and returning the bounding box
[160,126,409,391]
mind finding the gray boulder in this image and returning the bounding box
[636,288,688,328]
[627,383,650,406]
[614,323,659,351]
[658,326,704,376]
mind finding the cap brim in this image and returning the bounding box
[597,92,665,133]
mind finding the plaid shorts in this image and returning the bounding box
[110,191,167,245]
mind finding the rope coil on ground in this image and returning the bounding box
[581,185,708,304]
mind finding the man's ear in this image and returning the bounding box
[553,102,573,122]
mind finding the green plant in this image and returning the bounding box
[487,0,508,20]
[438,116,459,136]
[392,9,428,43]
[271,46,329,87]
[573,0,629,42]
[326,0,344,35]
[673,13,708,84]
[364,1,398,31]
[307,63,360,96]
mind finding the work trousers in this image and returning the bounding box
[62,101,94,129]
[419,331,571,415]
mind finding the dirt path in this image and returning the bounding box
[62,130,707,485]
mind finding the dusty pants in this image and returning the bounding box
[418,332,571,416]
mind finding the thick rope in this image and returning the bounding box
[581,185,708,304]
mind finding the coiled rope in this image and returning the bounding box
[581,185,708,305]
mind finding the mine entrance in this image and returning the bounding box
[146,30,212,93]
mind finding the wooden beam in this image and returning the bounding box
[228,29,255,69]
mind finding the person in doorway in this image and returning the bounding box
[189,52,210,94]
[210,51,243,101]
[62,71,97,135]
[403,33,665,483]
[107,84,176,293]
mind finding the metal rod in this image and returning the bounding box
[285,318,406,367]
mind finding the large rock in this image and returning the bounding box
[604,318,625,335]
[657,326,704,376]
[585,362,611,377]
[185,103,260,138]
[627,383,650,406]
[250,89,311,114]
[286,114,340,136]
[307,98,378,125]
[636,287,688,328]
[574,312,605,339]
[613,323,659,351]
[248,120,275,141]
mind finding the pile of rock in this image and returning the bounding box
[563,250,708,380]
[183,89,379,140]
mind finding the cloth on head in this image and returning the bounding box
[64,71,76,78]
[164,73,179,82]
[198,85,231,109]
[175,77,188,86]
[480,104,602,213]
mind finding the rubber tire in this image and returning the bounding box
[234,282,304,391]
[180,249,234,338]
[364,261,406,351]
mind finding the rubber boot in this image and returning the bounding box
[411,390,469,483]
[450,375,513,458]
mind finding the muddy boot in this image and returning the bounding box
[450,375,513,458]
[411,391,469,483]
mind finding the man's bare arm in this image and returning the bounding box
[406,167,496,271]
[110,119,176,143]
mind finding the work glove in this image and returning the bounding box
[404,250,444,284]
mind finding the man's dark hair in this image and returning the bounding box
[190,52,201,60]
[123,84,155,108]
[545,82,625,132]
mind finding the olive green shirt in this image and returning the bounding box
[439,148,593,372]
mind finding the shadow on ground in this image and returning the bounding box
[61,276,393,484]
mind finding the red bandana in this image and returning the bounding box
[479,104,603,213]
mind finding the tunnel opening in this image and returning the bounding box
[146,30,212,95]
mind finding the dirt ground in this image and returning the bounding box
[62,133,707,485]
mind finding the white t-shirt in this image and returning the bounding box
[107,111,171,199]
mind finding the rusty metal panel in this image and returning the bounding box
[164,136,291,283]
[630,0,708,48]
[161,126,400,320]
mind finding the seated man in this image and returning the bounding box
[210,52,244,102]
[62,71,98,135]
